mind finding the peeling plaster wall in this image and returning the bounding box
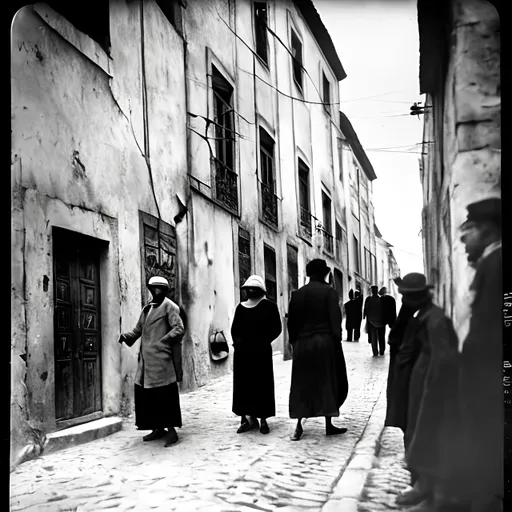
[420,0,500,348]
[11,1,187,468]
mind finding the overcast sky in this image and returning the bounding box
[315,0,425,276]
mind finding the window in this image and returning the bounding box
[322,192,333,254]
[259,128,278,227]
[298,158,311,238]
[337,138,343,183]
[286,244,299,297]
[322,72,331,115]
[371,254,377,285]
[212,65,237,213]
[238,228,251,302]
[156,0,183,35]
[46,1,110,52]
[264,244,277,303]
[291,29,303,91]
[335,222,342,261]
[139,212,177,306]
[254,2,268,65]
[353,235,360,273]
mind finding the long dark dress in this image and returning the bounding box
[288,279,348,418]
[231,298,282,419]
[135,383,182,429]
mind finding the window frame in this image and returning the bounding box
[322,71,331,116]
[321,191,333,255]
[254,1,269,66]
[259,127,278,228]
[297,158,312,239]
[264,244,277,303]
[290,28,304,92]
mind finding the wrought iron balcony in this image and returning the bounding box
[214,161,238,213]
[300,207,312,238]
[323,230,334,254]
[261,182,278,227]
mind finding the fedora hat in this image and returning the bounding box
[148,276,169,288]
[306,258,331,277]
[460,197,501,230]
[241,275,266,292]
[394,273,434,293]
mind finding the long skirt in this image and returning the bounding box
[289,332,345,419]
[134,382,182,430]
[232,344,275,419]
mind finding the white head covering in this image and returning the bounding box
[241,275,266,292]
[148,276,169,287]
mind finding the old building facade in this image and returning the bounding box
[417,0,500,345]
[11,0,396,468]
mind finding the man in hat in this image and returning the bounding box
[453,197,503,510]
[386,273,460,509]
[363,285,385,356]
[119,276,184,447]
[288,259,349,440]
[379,286,397,342]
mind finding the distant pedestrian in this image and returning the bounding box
[231,275,282,435]
[447,198,503,511]
[386,273,460,508]
[119,276,184,447]
[287,259,349,441]
[363,285,385,356]
[343,289,357,341]
[378,286,397,344]
[352,289,363,341]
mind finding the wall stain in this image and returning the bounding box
[42,275,49,292]
[71,150,87,179]
[40,372,48,381]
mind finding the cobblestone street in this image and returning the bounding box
[10,341,397,512]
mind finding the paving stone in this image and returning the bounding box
[11,344,390,512]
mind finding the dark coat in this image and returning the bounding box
[380,294,397,327]
[385,302,460,483]
[344,299,358,329]
[231,299,282,418]
[363,295,384,327]
[288,280,348,417]
[456,246,503,501]
[122,297,184,388]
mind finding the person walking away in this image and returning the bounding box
[450,198,503,511]
[287,259,349,441]
[386,273,460,508]
[230,275,282,435]
[363,286,385,356]
[118,276,184,447]
[344,289,356,341]
[352,290,363,341]
[379,286,397,345]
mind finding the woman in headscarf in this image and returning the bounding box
[287,259,349,441]
[231,275,282,434]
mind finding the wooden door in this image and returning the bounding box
[54,231,102,421]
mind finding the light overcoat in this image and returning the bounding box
[122,297,184,388]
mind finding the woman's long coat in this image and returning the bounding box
[122,297,184,388]
[231,299,282,418]
[287,280,348,418]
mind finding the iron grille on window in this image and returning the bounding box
[238,228,251,301]
[264,244,277,303]
[212,66,237,213]
[323,231,334,254]
[260,128,278,227]
[300,207,312,238]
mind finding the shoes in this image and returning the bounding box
[326,426,348,436]
[291,424,303,441]
[372,354,378,357]
[395,487,430,506]
[260,421,270,435]
[142,429,166,442]
[379,352,385,356]
[237,417,259,433]
[164,428,179,447]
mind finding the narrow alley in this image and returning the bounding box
[10,342,389,512]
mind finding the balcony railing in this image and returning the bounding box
[300,207,312,238]
[261,182,278,227]
[214,161,238,213]
[323,230,334,254]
